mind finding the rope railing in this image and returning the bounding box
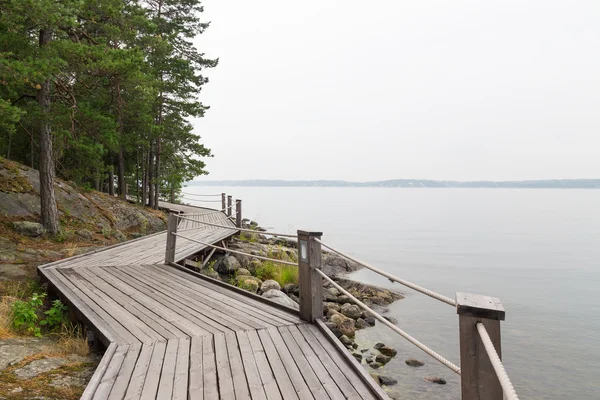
[315,268,461,374]
[176,215,297,238]
[477,323,519,400]
[180,192,222,197]
[181,198,223,203]
[173,233,297,266]
[315,239,457,307]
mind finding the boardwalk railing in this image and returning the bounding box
[165,195,520,400]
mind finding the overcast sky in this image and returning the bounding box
[191,1,599,181]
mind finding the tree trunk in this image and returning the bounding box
[154,138,160,208]
[141,147,147,205]
[170,186,174,203]
[94,170,100,191]
[37,28,59,235]
[108,167,115,196]
[147,141,154,208]
[136,148,140,204]
[117,148,126,199]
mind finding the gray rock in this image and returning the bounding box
[12,221,45,237]
[323,302,341,314]
[376,354,391,365]
[405,358,425,367]
[237,268,251,276]
[374,342,385,350]
[329,312,356,338]
[352,353,362,362]
[325,322,343,338]
[0,264,28,280]
[201,269,220,280]
[262,289,299,310]
[75,229,93,240]
[369,361,382,369]
[340,303,362,319]
[365,356,374,364]
[424,376,447,385]
[217,255,241,274]
[387,390,403,399]
[260,279,281,293]
[336,295,351,304]
[378,345,397,357]
[324,287,340,301]
[365,316,376,326]
[282,283,299,295]
[0,338,53,370]
[339,335,353,347]
[360,348,369,353]
[14,357,70,379]
[232,253,251,268]
[352,342,358,349]
[355,318,368,329]
[378,375,398,386]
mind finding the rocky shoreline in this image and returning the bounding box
[187,220,435,396]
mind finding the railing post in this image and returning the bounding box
[297,231,324,322]
[456,292,505,400]
[235,199,242,228]
[221,192,226,211]
[227,195,232,217]
[165,211,178,264]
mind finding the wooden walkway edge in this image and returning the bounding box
[37,202,387,399]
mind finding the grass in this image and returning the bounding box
[254,261,299,287]
[53,324,90,357]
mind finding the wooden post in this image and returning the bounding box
[227,195,232,217]
[165,212,178,264]
[297,231,324,322]
[235,199,242,228]
[456,292,505,400]
[221,193,226,211]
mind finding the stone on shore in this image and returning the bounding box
[237,268,251,276]
[323,302,340,314]
[329,312,356,338]
[355,318,368,329]
[14,357,70,379]
[378,345,397,357]
[352,353,363,362]
[374,342,385,350]
[340,303,362,319]
[339,335,353,348]
[377,375,398,386]
[12,221,45,237]
[369,361,382,369]
[260,279,281,293]
[365,316,376,326]
[262,289,299,310]
[375,354,391,365]
[424,376,447,385]
[217,255,240,274]
[405,358,425,367]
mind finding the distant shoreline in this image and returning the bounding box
[187,179,600,189]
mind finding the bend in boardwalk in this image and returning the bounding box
[37,202,386,399]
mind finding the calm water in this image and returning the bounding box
[185,187,600,399]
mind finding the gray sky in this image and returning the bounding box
[192,0,600,181]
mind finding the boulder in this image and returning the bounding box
[262,289,299,310]
[237,268,251,276]
[261,279,281,293]
[340,303,362,319]
[14,357,70,379]
[424,377,447,385]
[365,316,376,326]
[247,259,262,274]
[375,354,391,365]
[201,269,220,280]
[339,335,353,348]
[323,302,341,314]
[324,322,343,338]
[352,353,363,362]
[237,278,259,293]
[217,256,241,274]
[232,253,251,268]
[282,283,299,295]
[374,342,385,350]
[378,375,398,386]
[405,358,425,367]
[75,229,93,240]
[12,221,45,237]
[378,345,397,357]
[324,287,340,301]
[329,312,355,338]
[368,361,382,369]
[355,318,368,329]
[365,356,374,364]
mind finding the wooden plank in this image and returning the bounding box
[214,333,235,400]
[287,325,345,400]
[140,341,167,400]
[456,292,505,320]
[278,326,330,400]
[225,331,251,399]
[189,336,204,400]
[203,335,219,400]
[92,344,129,399]
[257,329,299,399]
[157,339,179,400]
[266,327,315,399]
[124,343,155,400]
[236,331,270,400]
[107,344,142,399]
[173,337,190,400]
[312,322,387,399]
[80,343,117,400]
[79,268,176,340]
[296,324,361,400]
[86,266,188,338]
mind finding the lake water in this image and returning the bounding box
[184,187,600,399]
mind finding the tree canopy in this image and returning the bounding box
[0,0,216,231]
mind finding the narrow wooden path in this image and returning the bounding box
[38,203,386,399]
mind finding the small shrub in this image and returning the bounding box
[12,292,46,337]
[278,265,299,286]
[41,299,68,331]
[255,261,277,281]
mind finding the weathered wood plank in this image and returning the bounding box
[214,333,235,400]
[92,344,129,400]
[236,331,269,400]
[124,343,155,400]
[225,331,251,399]
[80,343,117,400]
[188,336,204,400]
[246,330,282,400]
[203,335,219,400]
[140,341,167,400]
[173,337,190,400]
[156,339,179,400]
[257,329,299,399]
[107,344,142,399]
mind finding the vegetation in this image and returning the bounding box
[252,246,299,287]
[0,0,217,233]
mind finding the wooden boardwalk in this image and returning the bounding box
[38,203,386,399]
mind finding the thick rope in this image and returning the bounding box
[476,323,519,400]
[173,233,297,266]
[177,216,297,238]
[316,239,456,307]
[180,192,222,197]
[315,269,461,374]
[181,197,223,203]
[178,209,228,217]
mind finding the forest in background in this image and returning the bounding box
[0,0,215,233]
